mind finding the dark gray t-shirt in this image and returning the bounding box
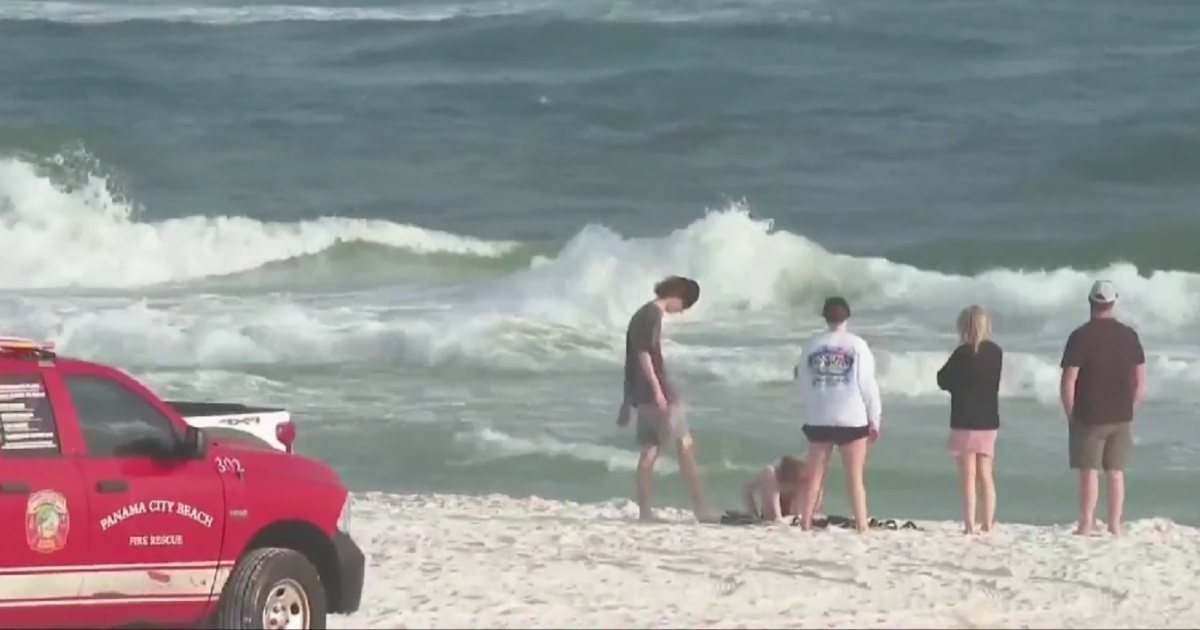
[623,301,664,406]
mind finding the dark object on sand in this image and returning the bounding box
[802,514,921,531]
[719,510,920,531]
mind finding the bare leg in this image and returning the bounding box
[799,443,832,530]
[839,438,869,533]
[977,454,996,533]
[1075,469,1099,535]
[956,453,978,534]
[636,445,659,521]
[1105,470,1124,536]
[675,434,713,520]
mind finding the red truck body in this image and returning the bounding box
[0,344,364,629]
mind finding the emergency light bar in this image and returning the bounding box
[0,336,57,358]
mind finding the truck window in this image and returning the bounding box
[0,374,61,458]
[63,375,180,458]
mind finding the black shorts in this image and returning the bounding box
[802,424,870,446]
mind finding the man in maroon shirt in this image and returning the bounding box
[1059,280,1146,536]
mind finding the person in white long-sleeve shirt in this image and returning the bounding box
[793,296,882,533]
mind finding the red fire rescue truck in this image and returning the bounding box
[0,337,364,629]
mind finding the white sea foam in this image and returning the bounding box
[331,491,1200,628]
[4,152,1199,405]
[494,207,1200,333]
[7,293,1200,405]
[0,156,513,289]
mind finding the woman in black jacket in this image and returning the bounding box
[937,305,1002,535]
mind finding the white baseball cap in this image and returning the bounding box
[1088,280,1118,304]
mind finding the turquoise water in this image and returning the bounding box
[2,0,1200,525]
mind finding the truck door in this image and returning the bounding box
[0,368,91,629]
[52,369,227,628]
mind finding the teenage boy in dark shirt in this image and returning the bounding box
[619,276,714,522]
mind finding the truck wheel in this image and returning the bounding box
[215,547,328,629]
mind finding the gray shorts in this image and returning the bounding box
[1069,422,1132,471]
[635,404,690,449]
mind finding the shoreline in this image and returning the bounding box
[332,492,1200,629]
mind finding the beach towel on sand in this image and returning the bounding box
[719,510,921,531]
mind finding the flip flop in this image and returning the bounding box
[720,510,761,526]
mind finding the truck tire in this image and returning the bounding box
[215,547,328,629]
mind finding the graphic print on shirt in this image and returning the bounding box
[807,346,855,388]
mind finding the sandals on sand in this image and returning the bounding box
[794,515,921,530]
[719,510,920,531]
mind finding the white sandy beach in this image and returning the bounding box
[331,492,1200,629]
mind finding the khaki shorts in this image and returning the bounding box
[635,404,690,449]
[1068,422,1132,471]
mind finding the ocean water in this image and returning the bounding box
[2,0,1199,527]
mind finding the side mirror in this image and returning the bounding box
[181,425,208,459]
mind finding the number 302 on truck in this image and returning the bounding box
[0,337,364,629]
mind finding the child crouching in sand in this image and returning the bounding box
[742,455,824,521]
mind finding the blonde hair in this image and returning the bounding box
[956,305,992,351]
[776,455,806,486]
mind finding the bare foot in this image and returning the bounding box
[1073,524,1093,536]
[980,522,994,535]
[1108,524,1122,537]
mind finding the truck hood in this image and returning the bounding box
[210,441,343,487]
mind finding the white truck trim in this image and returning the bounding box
[177,407,291,452]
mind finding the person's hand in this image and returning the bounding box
[616,403,632,428]
[654,392,670,414]
[868,424,880,442]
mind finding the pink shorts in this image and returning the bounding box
[947,429,997,458]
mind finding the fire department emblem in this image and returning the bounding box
[26,490,70,553]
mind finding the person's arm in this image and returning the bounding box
[1132,331,1146,403]
[993,344,1004,395]
[1060,332,1080,421]
[661,370,677,404]
[856,342,883,430]
[1133,364,1146,403]
[632,312,667,406]
[793,347,808,384]
[936,345,964,392]
[741,479,759,517]
[616,401,633,427]
[638,353,664,401]
[742,467,778,519]
[765,489,783,521]
[656,335,676,403]
[1060,367,1078,420]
